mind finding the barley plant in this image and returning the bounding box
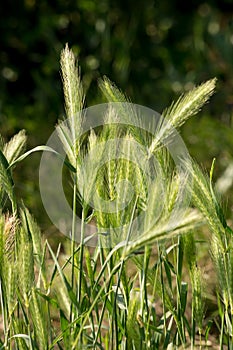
[0,44,232,349]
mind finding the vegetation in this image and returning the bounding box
[0,45,233,349]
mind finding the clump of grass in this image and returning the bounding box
[1,44,232,350]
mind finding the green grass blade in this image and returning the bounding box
[9,145,76,172]
[46,241,80,311]
[3,129,27,164]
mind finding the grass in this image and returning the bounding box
[0,44,232,349]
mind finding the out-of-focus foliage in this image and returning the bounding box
[0,0,233,224]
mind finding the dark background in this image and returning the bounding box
[1,0,233,229]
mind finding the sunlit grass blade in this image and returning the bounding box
[60,43,85,118]
[9,145,76,173]
[3,129,27,165]
[148,79,216,155]
[126,209,202,254]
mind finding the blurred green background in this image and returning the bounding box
[0,0,233,229]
